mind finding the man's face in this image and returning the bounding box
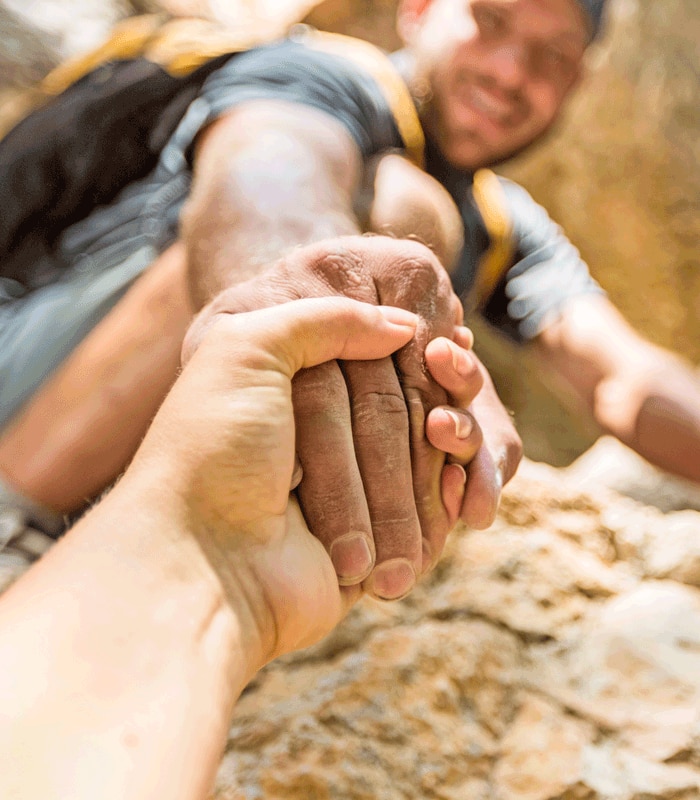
[400,0,590,170]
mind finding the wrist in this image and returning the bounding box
[83,477,274,686]
[0,480,270,799]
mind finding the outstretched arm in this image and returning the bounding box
[0,298,418,800]
[182,100,363,306]
[535,294,700,484]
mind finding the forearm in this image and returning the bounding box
[537,296,700,485]
[0,479,261,800]
[0,243,193,514]
[594,357,700,484]
[181,101,362,308]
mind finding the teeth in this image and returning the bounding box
[470,87,510,121]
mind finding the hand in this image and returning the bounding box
[0,299,419,800]
[128,298,419,664]
[183,236,509,600]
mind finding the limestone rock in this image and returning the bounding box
[210,460,700,800]
[566,436,700,514]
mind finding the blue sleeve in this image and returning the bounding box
[481,178,605,342]
[173,38,404,162]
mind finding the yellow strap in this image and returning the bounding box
[136,16,286,76]
[37,19,424,170]
[303,30,425,168]
[39,14,288,96]
[470,168,514,309]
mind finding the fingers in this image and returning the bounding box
[424,333,485,464]
[181,239,467,594]
[424,334,483,403]
[440,463,468,526]
[293,362,376,587]
[401,382,451,574]
[367,247,458,581]
[272,300,420,374]
[458,360,522,529]
[424,335,522,532]
[423,333,482,528]
[340,358,423,601]
[426,407,483,464]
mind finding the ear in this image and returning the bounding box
[396,0,434,45]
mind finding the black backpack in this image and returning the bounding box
[0,15,273,292]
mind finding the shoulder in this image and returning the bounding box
[200,29,424,163]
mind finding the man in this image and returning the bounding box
[1,0,698,592]
[0,294,454,800]
[389,0,700,488]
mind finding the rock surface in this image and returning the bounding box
[211,456,700,800]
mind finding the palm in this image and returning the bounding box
[246,496,358,661]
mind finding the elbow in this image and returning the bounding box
[592,373,642,444]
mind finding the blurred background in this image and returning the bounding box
[1,0,698,469]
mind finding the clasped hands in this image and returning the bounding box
[122,236,519,665]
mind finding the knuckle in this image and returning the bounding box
[293,240,376,301]
[352,389,408,430]
[379,251,456,333]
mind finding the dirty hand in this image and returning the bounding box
[184,236,520,601]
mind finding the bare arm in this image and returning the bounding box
[181,100,362,307]
[0,300,417,800]
[535,294,700,484]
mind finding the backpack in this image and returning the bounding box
[0,14,288,291]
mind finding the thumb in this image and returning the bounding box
[208,297,419,378]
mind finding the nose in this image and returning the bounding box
[484,43,527,93]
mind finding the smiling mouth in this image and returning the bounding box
[470,85,513,123]
[453,75,522,128]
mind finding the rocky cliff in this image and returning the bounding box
[211,446,700,800]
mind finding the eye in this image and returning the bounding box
[473,5,507,38]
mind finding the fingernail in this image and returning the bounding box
[443,408,473,439]
[377,306,419,328]
[447,462,467,486]
[455,325,474,349]
[367,558,416,601]
[330,534,374,585]
[450,343,474,379]
[290,457,303,490]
